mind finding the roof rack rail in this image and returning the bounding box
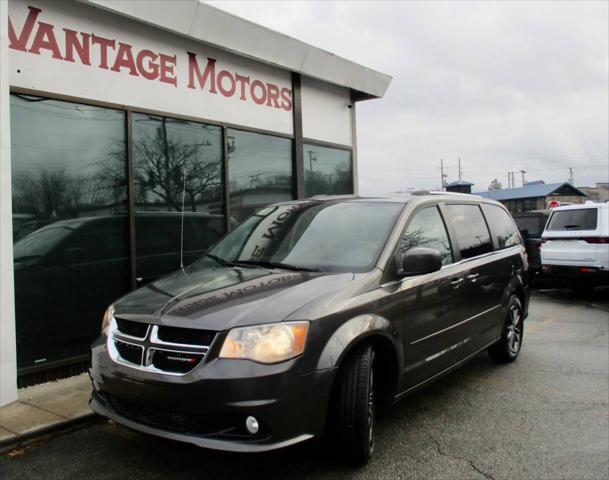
[411,190,481,198]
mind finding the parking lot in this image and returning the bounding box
[1,288,607,480]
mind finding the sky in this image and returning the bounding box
[208,1,609,194]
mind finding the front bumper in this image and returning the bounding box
[89,337,336,452]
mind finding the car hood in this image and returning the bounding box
[113,265,355,331]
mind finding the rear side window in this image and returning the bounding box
[547,208,598,231]
[401,207,453,265]
[482,204,522,249]
[445,204,493,259]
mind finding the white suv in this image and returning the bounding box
[541,202,609,291]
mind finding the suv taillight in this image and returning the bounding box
[582,237,609,244]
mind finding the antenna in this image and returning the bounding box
[179,165,187,270]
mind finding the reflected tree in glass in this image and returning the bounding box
[303,144,352,197]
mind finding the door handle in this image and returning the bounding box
[466,273,479,283]
[450,277,464,288]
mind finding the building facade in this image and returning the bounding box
[0,0,391,405]
[476,182,588,214]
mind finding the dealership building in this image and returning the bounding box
[0,0,391,405]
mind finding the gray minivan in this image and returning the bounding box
[90,193,529,464]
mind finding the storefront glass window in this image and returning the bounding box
[132,113,224,285]
[303,144,353,197]
[10,94,129,369]
[227,129,293,224]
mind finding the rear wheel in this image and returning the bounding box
[332,343,375,465]
[488,295,523,363]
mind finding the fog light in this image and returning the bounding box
[245,416,259,434]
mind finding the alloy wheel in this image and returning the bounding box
[506,304,522,355]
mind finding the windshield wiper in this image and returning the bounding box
[564,224,582,229]
[203,253,242,268]
[235,260,323,272]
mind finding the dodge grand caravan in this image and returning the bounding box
[90,193,529,464]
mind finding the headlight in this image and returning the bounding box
[101,305,114,335]
[219,322,310,364]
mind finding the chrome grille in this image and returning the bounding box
[115,318,149,339]
[114,340,143,365]
[107,318,215,376]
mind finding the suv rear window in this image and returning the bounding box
[546,208,598,231]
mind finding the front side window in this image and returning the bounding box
[446,204,493,259]
[481,204,522,249]
[303,144,353,197]
[546,208,598,231]
[400,207,453,265]
[208,202,403,273]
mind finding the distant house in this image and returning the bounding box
[445,180,474,194]
[476,182,588,213]
[579,183,609,203]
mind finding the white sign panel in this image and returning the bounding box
[7,0,294,134]
[301,76,352,146]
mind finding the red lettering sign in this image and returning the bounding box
[8,5,293,111]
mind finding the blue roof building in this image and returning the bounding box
[475,182,587,213]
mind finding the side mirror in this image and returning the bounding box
[62,247,85,265]
[401,247,442,276]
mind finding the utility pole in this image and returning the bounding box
[440,159,447,190]
[568,167,574,185]
[520,170,526,187]
[458,158,462,182]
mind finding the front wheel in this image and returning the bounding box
[332,343,376,465]
[488,295,524,363]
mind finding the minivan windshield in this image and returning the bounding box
[206,202,403,273]
[546,208,598,231]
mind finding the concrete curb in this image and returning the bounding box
[0,413,100,454]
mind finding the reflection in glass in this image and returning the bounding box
[481,204,521,249]
[303,144,352,197]
[209,202,402,272]
[131,114,225,284]
[446,204,493,259]
[401,207,453,265]
[10,94,128,369]
[228,129,293,223]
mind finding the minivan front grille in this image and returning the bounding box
[156,325,216,346]
[115,318,149,339]
[150,349,206,374]
[108,318,215,376]
[114,340,143,365]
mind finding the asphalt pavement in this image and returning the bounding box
[1,288,607,480]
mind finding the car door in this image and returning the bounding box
[443,203,504,353]
[392,204,469,390]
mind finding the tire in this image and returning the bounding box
[332,343,376,465]
[488,295,524,363]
